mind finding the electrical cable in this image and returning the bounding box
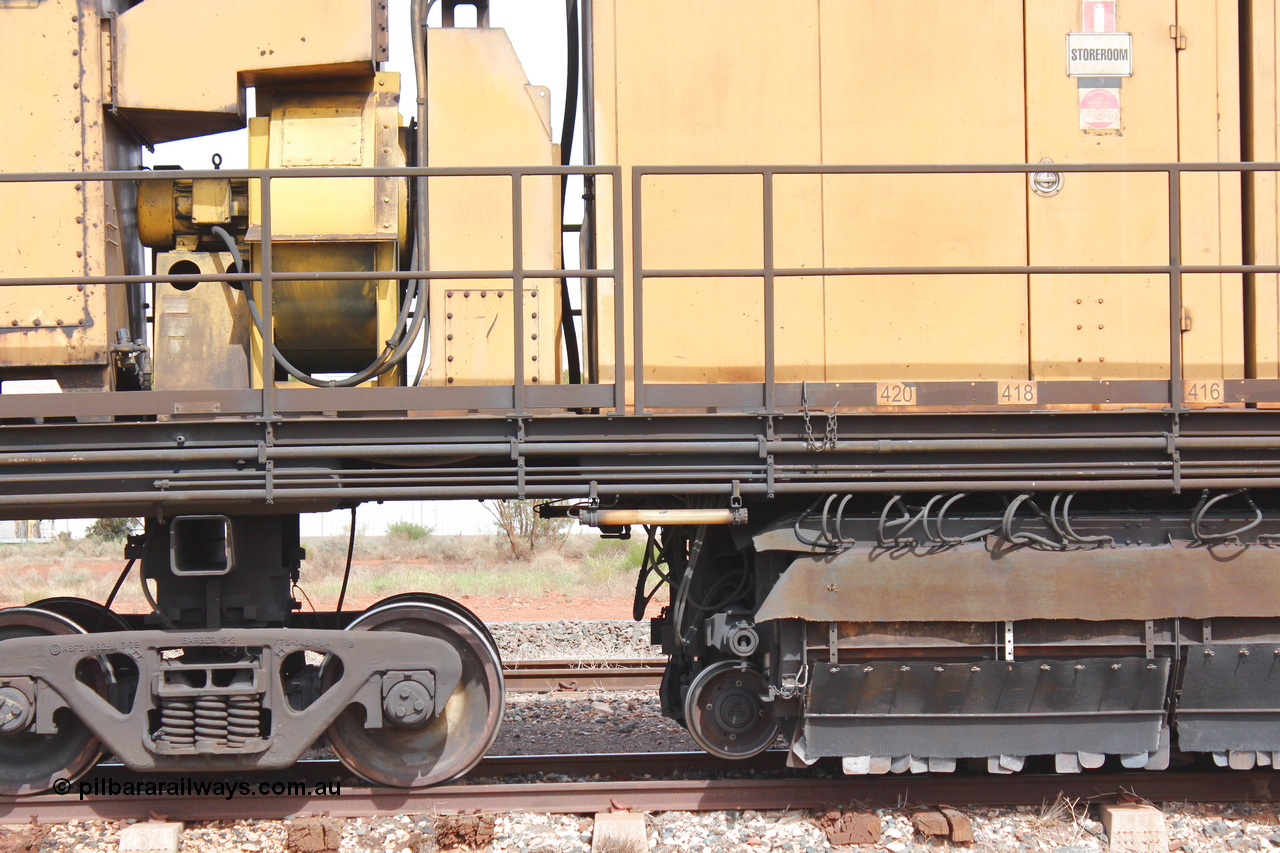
[411,244,432,387]
[410,0,434,387]
[335,506,357,614]
[211,226,427,387]
[140,575,175,631]
[98,557,135,631]
[101,558,135,617]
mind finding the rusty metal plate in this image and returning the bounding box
[755,543,1280,623]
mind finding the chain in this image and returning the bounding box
[802,397,838,452]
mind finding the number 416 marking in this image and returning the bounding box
[1184,379,1225,404]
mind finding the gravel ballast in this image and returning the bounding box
[487,619,660,661]
[3,622,1277,851]
[7,803,1280,852]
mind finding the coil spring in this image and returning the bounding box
[194,696,228,746]
[226,694,261,747]
[158,697,195,746]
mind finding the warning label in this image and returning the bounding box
[1079,87,1121,130]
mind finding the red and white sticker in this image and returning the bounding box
[1079,87,1121,129]
[1082,0,1116,33]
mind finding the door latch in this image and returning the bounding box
[1030,157,1064,197]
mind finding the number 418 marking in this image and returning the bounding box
[1184,380,1224,404]
[997,381,1038,405]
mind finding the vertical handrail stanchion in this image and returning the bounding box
[611,168,626,414]
[512,172,526,415]
[1168,165,1184,411]
[260,174,276,421]
[632,168,645,414]
[763,170,776,413]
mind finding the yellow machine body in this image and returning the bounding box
[0,0,392,392]
[245,72,410,387]
[422,27,562,387]
[589,0,1250,393]
[0,0,137,391]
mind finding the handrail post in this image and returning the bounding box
[632,168,645,414]
[612,167,626,414]
[261,175,276,420]
[763,169,776,413]
[512,172,526,415]
[1168,166,1184,411]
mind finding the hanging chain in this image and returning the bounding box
[802,383,838,452]
[823,406,839,451]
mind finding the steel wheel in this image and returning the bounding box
[684,660,779,759]
[28,597,130,634]
[0,607,104,795]
[325,596,504,787]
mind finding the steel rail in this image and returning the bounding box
[1,757,1277,823]
[501,659,664,693]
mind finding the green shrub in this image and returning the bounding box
[86,518,139,541]
[386,521,431,541]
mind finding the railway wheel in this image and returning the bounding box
[28,597,130,633]
[325,595,504,787]
[683,660,779,759]
[0,607,105,795]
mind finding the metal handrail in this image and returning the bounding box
[0,164,624,417]
[2,160,1280,419]
[629,160,1280,415]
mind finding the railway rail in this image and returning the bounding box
[1,753,1277,824]
[501,658,664,693]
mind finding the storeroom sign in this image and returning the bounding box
[1066,32,1132,76]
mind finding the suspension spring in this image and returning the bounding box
[194,696,229,748]
[226,694,261,747]
[158,697,195,747]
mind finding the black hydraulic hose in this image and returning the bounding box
[411,0,434,387]
[559,1,578,213]
[100,558,135,629]
[558,0,583,384]
[211,226,427,387]
[336,506,357,614]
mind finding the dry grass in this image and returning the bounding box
[297,531,645,604]
[1022,794,1098,850]
[0,530,648,612]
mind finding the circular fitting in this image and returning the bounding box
[383,679,433,727]
[727,625,759,657]
[0,687,31,734]
[1030,157,1064,197]
[712,684,758,733]
[683,660,779,759]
